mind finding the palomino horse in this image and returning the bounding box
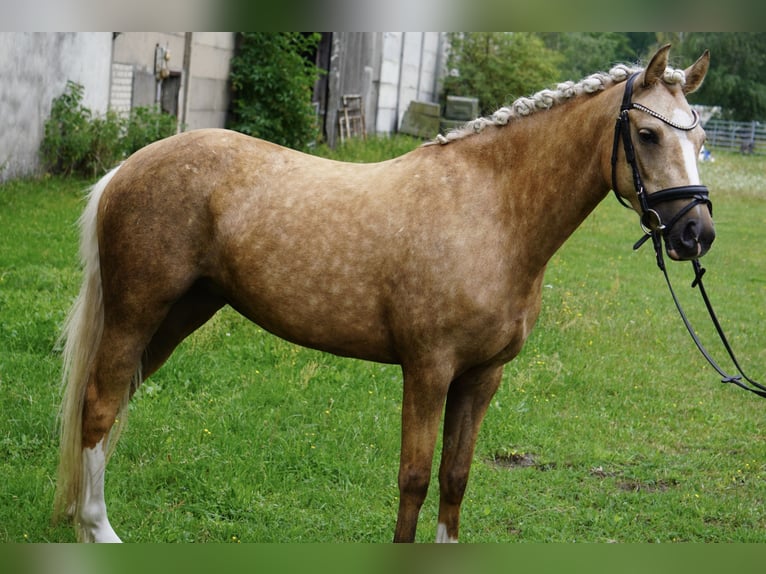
[54,45,713,542]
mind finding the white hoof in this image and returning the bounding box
[435,523,458,543]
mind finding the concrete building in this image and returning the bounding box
[110,32,235,130]
[0,32,112,181]
[0,32,447,181]
[0,32,237,181]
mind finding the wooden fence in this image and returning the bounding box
[703,119,765,155]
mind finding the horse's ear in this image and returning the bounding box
[683,50,710,94]
[642,44,672,88]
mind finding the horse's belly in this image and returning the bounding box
[220,271,399,364]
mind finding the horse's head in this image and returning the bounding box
[611,45,715,261]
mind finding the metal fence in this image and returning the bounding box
[703,118,766,155]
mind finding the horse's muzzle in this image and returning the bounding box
[665,215,715,261]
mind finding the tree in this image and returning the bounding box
[540,33,641,81]
[679,33,766,120]
[228,33,322,150]
[442,33,562,117]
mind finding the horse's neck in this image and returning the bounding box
[490,90,618,267]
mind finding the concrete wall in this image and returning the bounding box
[111,32,187,111]
[111,32,234,131]
[184,32,235,130]
[0,32,112,181]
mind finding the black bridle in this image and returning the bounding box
[611,72,712,239]
[612,72,766,399]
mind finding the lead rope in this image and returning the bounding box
[637,230,766,398]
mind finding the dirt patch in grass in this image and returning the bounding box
[492,459,680,494]
[489,452,558,471]
[590,466,679,492]
[615,478,678,493]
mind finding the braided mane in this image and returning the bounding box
[428,63,689,145]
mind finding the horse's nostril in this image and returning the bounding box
[682,219,700,248]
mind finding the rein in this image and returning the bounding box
[612,73,766,399]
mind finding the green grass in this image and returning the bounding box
[1,141,765,543]
[311,134,425,163]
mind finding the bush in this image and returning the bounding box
[442,33,562,117]
[228,33,322,150]
[88,110,126,176]
[40,80,178,178]
[123,105,179,156]
[40,81,93,176]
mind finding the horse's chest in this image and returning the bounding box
[485,283,545,365]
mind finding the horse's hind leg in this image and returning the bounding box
[77,284,224,542]
[436,365,503,543]
[76,321,150,542]
[79,435,121,541]
[141,281,226,378]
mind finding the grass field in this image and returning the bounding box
[1,138,765,543]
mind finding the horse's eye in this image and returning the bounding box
[638,129,658,144]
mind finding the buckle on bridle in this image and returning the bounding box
[640,208,665,235]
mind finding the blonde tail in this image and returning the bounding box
[53,166,129,530]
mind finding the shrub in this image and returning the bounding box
[88,110,126,176]
[40,80,178,178]
[123,106,179,156]
[228,33,322,151]
[40,81,93,176]
[442,33,562,117]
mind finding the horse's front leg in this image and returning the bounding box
[436,364,504,543]
[393,361,454,542]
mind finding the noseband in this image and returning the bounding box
[610,72,712,240]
